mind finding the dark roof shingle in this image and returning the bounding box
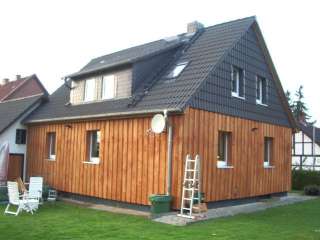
[0,95,43,133]
[26,17,257,123]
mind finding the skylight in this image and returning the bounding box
[166,62,188,79]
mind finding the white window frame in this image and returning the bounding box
[231,65,245,99]
[217,132,232,168]
[256,76,268,106]
[48,133,56,160]
[102,74,116,100]
[84,78,96,102]
[166,62,188,79]
[264,137,273,167]
[86,131,100,164]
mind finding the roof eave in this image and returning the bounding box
[25,107,184,124]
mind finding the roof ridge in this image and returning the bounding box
[203,16,256,30]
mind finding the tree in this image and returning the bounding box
[285,90,294,111]
[292,85,311,123]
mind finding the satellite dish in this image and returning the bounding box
[151,114,166,134]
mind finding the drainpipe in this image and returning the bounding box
[312,122,316,170]
[164,110,173,196]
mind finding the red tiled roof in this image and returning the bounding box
[0,78,27,101]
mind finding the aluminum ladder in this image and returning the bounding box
[178,154,201,219]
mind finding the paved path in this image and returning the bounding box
[152,194,316,226]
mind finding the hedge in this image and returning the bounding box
[292,170,320,190]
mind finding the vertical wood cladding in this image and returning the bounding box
[27,108,291,208]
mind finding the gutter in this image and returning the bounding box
[25,107,183,124]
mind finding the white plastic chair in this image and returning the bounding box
[4,181,38,216]
[25,177,43,207]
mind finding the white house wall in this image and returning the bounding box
[292,130,320,170]
[0,102,40,179]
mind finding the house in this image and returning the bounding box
[0,74,48,181]
[25,17,296,209]
[292,122,320,170]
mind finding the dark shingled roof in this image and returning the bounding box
[0,95,43,133]
[26,17,273,123]
[298,122,320,145]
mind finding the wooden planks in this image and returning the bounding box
[26,107,292,209]
[170,108,292,208]
[26,116,169,206]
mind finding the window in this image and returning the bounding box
[87,130,100,164]
[231,66,245,98]
[166,62,188,78]
[84,78,95,102]
[102,74,116,100]
[217,131,232,167]
[256,76,267,105]
[15,129,27,144]
[264,137,273,167]
[47,132,56,160]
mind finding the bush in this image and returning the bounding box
[304,185,320,196]
[292,170,320,190]
[0,186,8,202]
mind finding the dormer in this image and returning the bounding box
[70,67,132,104]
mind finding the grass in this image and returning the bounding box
[0,199,320,240]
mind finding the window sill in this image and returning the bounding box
[232,93,245,100]
[46,159,56,162]
[256,101,268,107]
[264,165,275,169]
[217,165,234,169]
[83,161,100,165]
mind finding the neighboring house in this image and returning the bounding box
[25,17,296,209]
[0,74,48,181]
[292,122,320,170]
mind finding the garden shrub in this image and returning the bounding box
[304,185,320,196]
[292,170,320,190]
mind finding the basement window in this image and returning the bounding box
[264,137,273,167]
[217,131,232,168]
[231,65,245,98]
[87,130,100,164]
[166,62,188,79]
[102,74,116,100]
[256,76,267,105]
[47,132,56,160]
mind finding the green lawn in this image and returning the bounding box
[1,199,320,240]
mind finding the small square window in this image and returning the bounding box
[166,62,188,79]
[264,137,273,167]
[47,132,56,160]
[15,129,27,144]
[231,66,245,98]
[217,131,232,167]
[87,130,100,164]
[256,76,267,105]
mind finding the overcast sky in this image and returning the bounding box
[0,0,319,125]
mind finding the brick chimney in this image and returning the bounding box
[0,78,9,86]
[187,21,204,34]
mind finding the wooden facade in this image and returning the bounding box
[26,108,292,209]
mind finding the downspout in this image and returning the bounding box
[312,122,316,170]
[164,110,173,196]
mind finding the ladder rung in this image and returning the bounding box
[186,169,198,172]
[182,207,191,210]
[183,188,198,191]
[185,179,198,181]
[183,198,193,201]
